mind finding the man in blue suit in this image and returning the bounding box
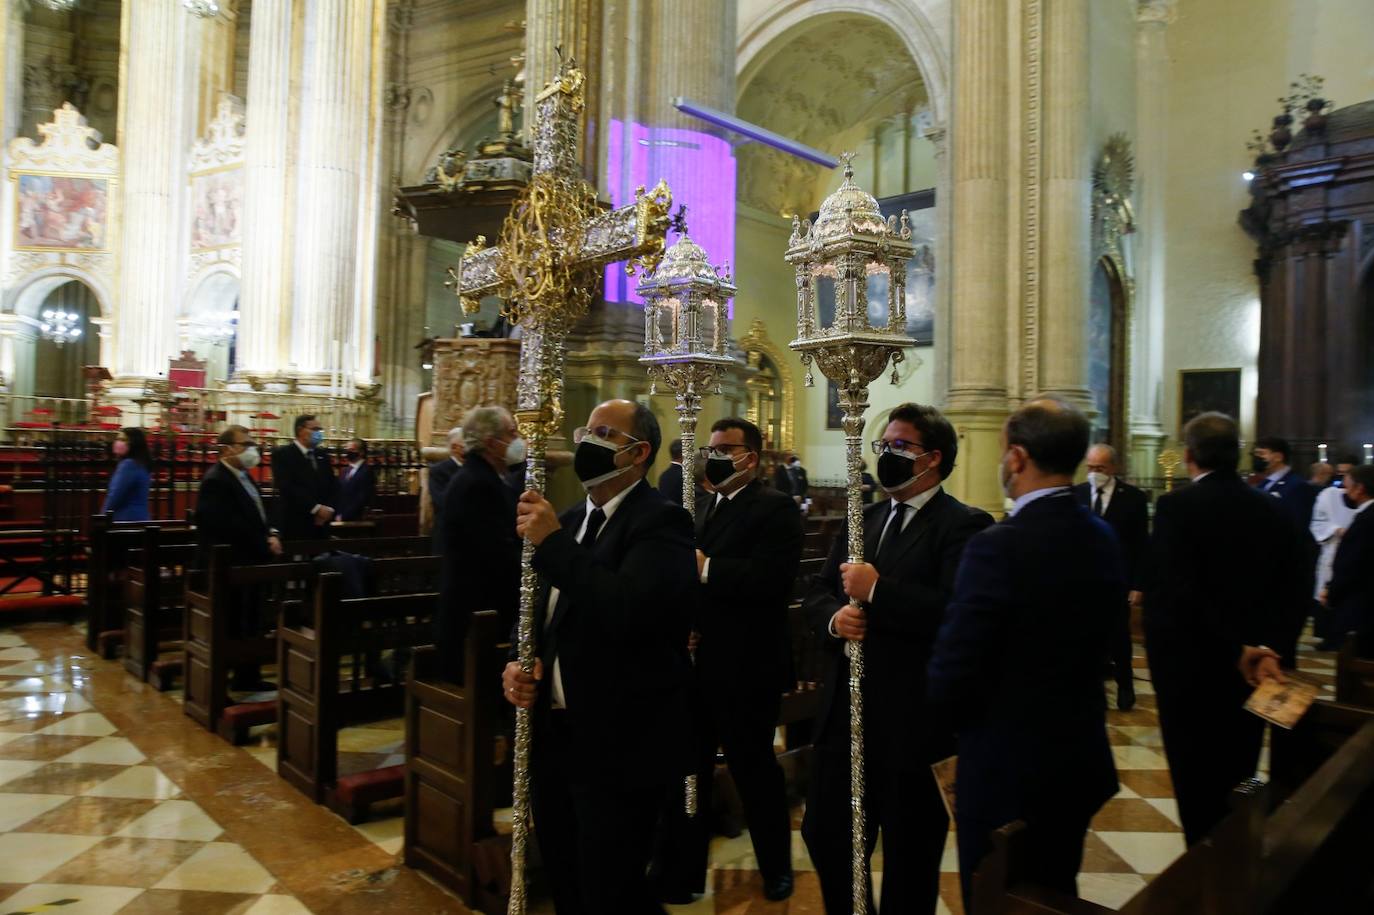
[336,438,376,521]
[928,398,1123,908]
[1253,436,1319,663]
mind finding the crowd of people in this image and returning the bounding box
[98,402,1374,915]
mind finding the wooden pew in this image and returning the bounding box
[1335,634,1374,707]
[85,515,192,656]
[0,526,83,623]
[183,535,435,742]
[122,525,198,687]
[277,563,440,818]
[403,612,512,911]
[973,701,1374,914]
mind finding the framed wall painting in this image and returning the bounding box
[13,173,109,251]
[1178,368,1242,434]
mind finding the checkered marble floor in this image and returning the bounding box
[0,620,1341,915]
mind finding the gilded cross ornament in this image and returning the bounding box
[788,153,914,914]
[444,55,673,915]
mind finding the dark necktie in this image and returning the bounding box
[704,494,727,528]
[580,507,607,545]
[875,502,909,567]
[1094,487,1105,516]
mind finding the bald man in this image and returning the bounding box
[504,399,696,915]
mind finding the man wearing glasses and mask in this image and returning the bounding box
[651,417,802,904]
[801,402,992,914]
[503,398,696,915]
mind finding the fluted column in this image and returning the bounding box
[944,0,1010,512]
[112,0,194,382]
[1129,0,1175,475]
[1,2,23,143]
[525,0,602,178]
[289,0,374,391]
[234,0,295,381]
[1037,0,1094,409]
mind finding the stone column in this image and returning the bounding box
[288,0,374,391]
[944,0,1011,513]
[234,0,294,382]
[1,2,23,144]
[1037,0,1093,410]
[111,0,194,384]
[925,125,952,405]
[1129,0,1175,475]
[525,0,603,178]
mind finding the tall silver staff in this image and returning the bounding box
[787,153,913,914]
[639,206,740,814]
[447,58,673,914]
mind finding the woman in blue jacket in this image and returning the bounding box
[102,427,152,522]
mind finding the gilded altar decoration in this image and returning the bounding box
[787,152,913,914]
[445,56,672,915]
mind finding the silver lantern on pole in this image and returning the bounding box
[639,206,739,520]
[787,152,913,914]
[639,207,739,819]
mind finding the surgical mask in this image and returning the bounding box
[704,451,749,489]
[1086,471,1111,491]
[112,440,129,458]
[877,449,932,493]
[238,446,261,470]
[574,433,636,489]
[505,437,527,467]
[309,429,324,448]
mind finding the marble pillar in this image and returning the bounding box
[1038,0,1093,411]
[525,0,602,179]
[289,0,375,392]
[234,0,294,383]
[111,0,194,384]
[944,0,1011,513]
[1,2,23,144]
[1129,0,1175,476]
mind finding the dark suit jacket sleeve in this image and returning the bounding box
[868,507,993,640]
[926,525,1015,723]
[700,493,802,613]
[443,469,521,657]
[271,447,311,531]
[1121,488,1150,591]
[196,469,266,557]
[429,462,452,514]
[532,498,696,642]
[802,516,851,640]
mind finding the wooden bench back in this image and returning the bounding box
[1336,637,1374,707]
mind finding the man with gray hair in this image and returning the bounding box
[428,426,465,550]
[435,407,524,680]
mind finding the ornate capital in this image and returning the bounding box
[923,126,947,159]
[1137,0,1177,25]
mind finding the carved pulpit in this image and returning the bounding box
[427,337,522,444]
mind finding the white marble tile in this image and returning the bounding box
[54,737,146,766]
[0,758,46,787]
[0,730,29,747]
[1077,872,1149,908]
[0,884,144,915]
[241,895,314,915]
[0,633,25,648]
[1095,831,1187,875]
[1144,797,1182,827]
[0,647,40,661]
[153,842,275,894]
[0,792,69,831]
[939,830,959,872]
[0,675,71,693]
[115,799,223,842]
[1114,725,1166,748]
[1113,782,1142,799]
[353,815,403,855]
[0,692,91,721]
[1110,746,1170,770]
[34,713,117,737]
[0,832,103,882]
[83,765,181,800]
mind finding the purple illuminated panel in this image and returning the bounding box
[603,120,737,311]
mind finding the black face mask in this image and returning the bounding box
[877,451,917,490]
[573,438,631,487]
[1252,455,1270,473]
[705,455,741,487]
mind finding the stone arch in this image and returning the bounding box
[737,0,950,125]
[411,80,507,186]
[6,265,112,320]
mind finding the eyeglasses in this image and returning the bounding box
[697,445,752,461]
[870,439,927,456]
[573,425,641,445]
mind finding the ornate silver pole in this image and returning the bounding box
[640,207,739,817]
[787,153,913,914]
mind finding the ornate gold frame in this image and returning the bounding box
[738,317,795,452]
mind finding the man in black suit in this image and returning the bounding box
[1075,443,1149,710]
[803,403,992,914]
[653,417,801,903]
[504,399,696,915]
[194,425,282,689]
[1323,464,1374,656]
[1253,436,1320,656]
[786,454,809,501]
[270,414,338,541]
[928,398,1123,907]
[437,407,523,681]
[336,438,376,522]
[772,454,795,497]
[1145,412,1301,846]
[428,426,465,546]
[658,438,685,505]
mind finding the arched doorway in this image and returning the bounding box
[11,278,102,401]
[1089,256,1129,457]
[182,270,241,383]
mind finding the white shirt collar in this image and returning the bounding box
[1354,500,1374,516]
[892,484,941,514]
[1094,476,1117,497]
[1008,485,1071,517]
[1267,466,1290,482]
[294,440,312,457]
[714,481,750,505]
[586,479,638,521]
[1191,470,1213,483]
[452,455,464,467]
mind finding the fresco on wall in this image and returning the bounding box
[15,174,109,250]
[190,168,243,250]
